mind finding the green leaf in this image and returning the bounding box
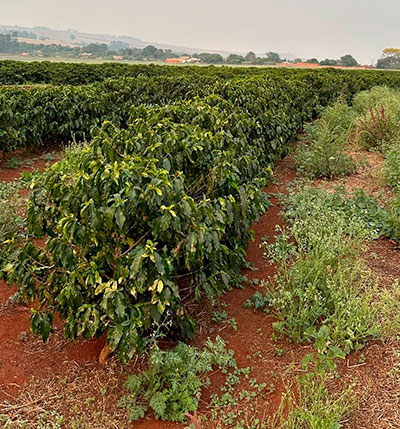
[115,206,126,230]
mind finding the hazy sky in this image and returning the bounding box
[3,0,399,63]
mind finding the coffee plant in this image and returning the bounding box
[4,64,400,360]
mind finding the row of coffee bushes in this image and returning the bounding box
[0,75,216,151]
[2,73,329,360]
[0,60,273,85]
[4,68,400,152]
[2,59,400,87]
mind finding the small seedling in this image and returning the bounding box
[43,152,56,162]
[273,348,286,356]
[7,157,22,169]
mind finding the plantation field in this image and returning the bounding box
[1,62,400,427]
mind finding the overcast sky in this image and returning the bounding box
[3,0,399,63]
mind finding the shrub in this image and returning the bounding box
[294,100,356,178]
[353,86,400,151]
[356,105,400,151]
[2,98,276,361]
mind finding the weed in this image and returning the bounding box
[388,350,400,383]
[212,310,229,323]
[0,180,25,270]
[210,367,269,428]
[270,375,356,429]
[251,186,383,354]
[119,337,237,422]
[383,195,400,243]
[243,291,271,313]
[356,105,399,151]
[295,99,356,178]
[382,147,400,188]
[263,226,296,262]
[353,86,400,116]
[353,87,400,151]
[43,152,56,162]
[273,348,285,356]
[6,157,23,169]
[376,280,400,339]
[0,410,64,428]
[212,310,238,330]
[280,185,386,240]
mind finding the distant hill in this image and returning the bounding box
[0,24,296,60]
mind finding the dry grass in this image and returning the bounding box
[0,359,132,428]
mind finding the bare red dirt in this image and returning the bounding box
[0,147,61,183]
[0,281,106,399]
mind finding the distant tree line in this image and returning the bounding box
[0,34,81,57]
[0,29,38,39]
[0,33,361,67]
[216,52,359,66]
[0,34,182,60]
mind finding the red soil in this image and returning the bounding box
[0,283,107,399]
[0,147,59,183]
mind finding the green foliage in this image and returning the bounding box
[249,186,385,354]
[2,94,280,361]
[382,146,400,187]
[353,86,400,151]
[0,180,25,272]
[295,99,356,178]
[119,337,236,422]
[243,291,271,312]
[2,68,352,360]
[3,65,400,151]
[6,66,400,360]
[0,74,217,152]
[274,375,355,429]
[1,59,400,87]
[383,194,400,243]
